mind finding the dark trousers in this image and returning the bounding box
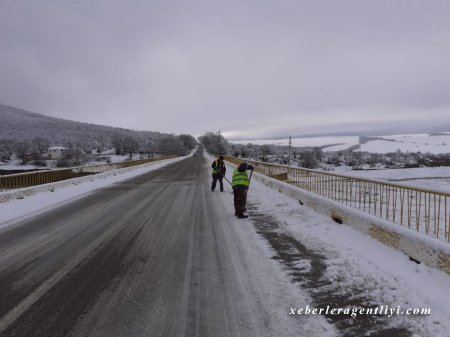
[233,187,248,215]
[211,173,223,191]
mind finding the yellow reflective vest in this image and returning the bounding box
[232,168,249,187]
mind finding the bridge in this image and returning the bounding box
[0,154,449,336]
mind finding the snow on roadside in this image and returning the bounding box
[3,154,449,335]
[246,176,450,336]
[209,162,337,336]
[0,156,186,229]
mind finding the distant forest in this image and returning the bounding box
[0,103,197,165]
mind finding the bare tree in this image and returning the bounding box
[94,134,106,153]
[198,132,228,155]
[111,133,125,155]
[144,139,159,157]
[122,137,140,159]
[300,151,318,169]
[14,140,31,164]
[260,145,272,162]
[32,136,50,154]
[0,138,15,160]
[56,148,87,167]
[159,136,183,155]
[178,134,197,151]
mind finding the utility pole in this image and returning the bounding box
[288,136,292,166]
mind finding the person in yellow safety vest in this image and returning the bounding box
[211,156,226,192]
[232,162,254,219]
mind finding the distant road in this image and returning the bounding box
[0,155,310,337]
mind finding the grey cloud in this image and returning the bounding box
[1,0,449,138]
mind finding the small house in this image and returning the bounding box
[48,146,68,159]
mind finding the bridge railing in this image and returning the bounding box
[0,156,177,191]
[224,156,450,242]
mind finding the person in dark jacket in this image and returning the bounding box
[232,162,254,218]
[211,156,226,192]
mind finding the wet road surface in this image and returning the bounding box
[0,156,313,337]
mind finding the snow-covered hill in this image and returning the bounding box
[232,133,450,154]
[0,102,161,147]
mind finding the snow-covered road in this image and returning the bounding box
[0,154,449,336]
[0,155,328,337]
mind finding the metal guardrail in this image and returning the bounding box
[224,156,450,242]
[0,156,177,190]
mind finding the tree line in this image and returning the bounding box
[0,133,197,167]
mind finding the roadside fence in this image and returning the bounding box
[224,156,450,243]
[0,156,177,191]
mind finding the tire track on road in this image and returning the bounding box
[0,160,191,336]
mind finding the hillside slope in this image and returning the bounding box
[0,103,161,147]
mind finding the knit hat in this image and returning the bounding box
[238,162,248,172]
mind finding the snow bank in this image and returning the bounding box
[248,178,450,336]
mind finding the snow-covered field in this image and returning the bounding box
[357,134,450,154]
[1,155,449,336]
[232,132,450,154]
[231,136,360,151]
[230,132,450,193]
[335,166,450,193]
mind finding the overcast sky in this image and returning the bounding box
[1,0,449,139]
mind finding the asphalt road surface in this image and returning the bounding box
[0,156,317,337]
